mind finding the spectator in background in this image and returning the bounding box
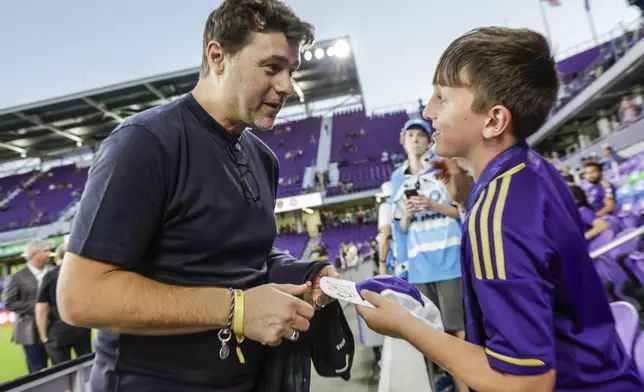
[602,144,623,166]
[632,84,644,110]
[596,109,613,137]
[619,95,638,124]
[583,162,617,216]
[1,240,53,373]
[570,185,610,241]
[35,243,92,365]
[309,242,328,263]
[392,119,467,392]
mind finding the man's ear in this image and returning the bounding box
[206,41,226,75]
[481,104,512,140]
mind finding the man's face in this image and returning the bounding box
[223,32,300,130]
[30,247,50,268]
[402,128,431,158]
[584,165,601,183]
[423,85,487,158]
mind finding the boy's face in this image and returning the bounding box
[423,85,487,158]
[402,128,431,157]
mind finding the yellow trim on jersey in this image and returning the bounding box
[468,190,486,280]
[480,180,497,279]
[485,348,546,367]
[474,163,526,280]
[493,175,513,280]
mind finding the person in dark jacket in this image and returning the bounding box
[35,243,92,365]
[56,1,352,391]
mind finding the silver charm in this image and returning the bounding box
[219,343,230,360]
[218,329,232,360]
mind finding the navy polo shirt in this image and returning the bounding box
[67,94,293,391]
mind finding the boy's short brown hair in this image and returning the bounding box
[433,27,559,140]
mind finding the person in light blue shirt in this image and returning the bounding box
[390,119,467,392]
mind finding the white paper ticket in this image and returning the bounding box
[320,277,375,308]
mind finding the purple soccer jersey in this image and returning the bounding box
[586,180,616,212]
[461,143,643,390]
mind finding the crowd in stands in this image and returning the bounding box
[555,22,644,113]
[0,165,88,233]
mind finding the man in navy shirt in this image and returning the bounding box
[357,27,643,391]
[57,1,349,391]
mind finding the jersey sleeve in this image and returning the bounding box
[468,171,555,376]
[67,125,168,270]
[601,181,615,200]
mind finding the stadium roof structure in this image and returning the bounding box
[529,39,644,153]
[0,36,363,164]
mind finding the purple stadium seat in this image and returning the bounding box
[610,301,640,356]
[633,333,644,379]
[273,233,309,259]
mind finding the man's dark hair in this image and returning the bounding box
[433,27,559,140]
[200,0,315,77]
[583,162,602,171]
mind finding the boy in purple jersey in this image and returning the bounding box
[357,27,643,391]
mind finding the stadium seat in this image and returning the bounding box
[610,301,640,356]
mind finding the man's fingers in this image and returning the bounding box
[292,314,311,332]
[291,297,315,319]
[273,282,311,296]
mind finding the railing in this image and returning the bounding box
[0,353,94,392]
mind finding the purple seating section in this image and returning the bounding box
[327,162,396,196]
[0,171,35,199]
[250,117,322,198]
[331,110,408,163]
[320,223,377,265]
[0,165,88,232]
[327,110,409,196]
[554,32,643,114]
[273,233,308,259]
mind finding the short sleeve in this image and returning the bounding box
[67,125,167,270]
[468,174,555,376]
[378,203,393,230]
[601,181,615,200]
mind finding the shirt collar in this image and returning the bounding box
[402,150,436,175]
[468,141,529,208]
[26,263,49,278]
[181,93,242,145]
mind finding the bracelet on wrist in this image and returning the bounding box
[233,289,245,364]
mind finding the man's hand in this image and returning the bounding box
[308,265,341,309]
[243,283,315,346]
[431,158,473,207]
[356,290,416,339]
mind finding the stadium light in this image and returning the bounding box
[314,48,325,60]
[304,50,313,61]
[326,46,336,57]
[334,40,351,58]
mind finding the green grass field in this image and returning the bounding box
[0,324,27,384]
[0,325,97,384]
